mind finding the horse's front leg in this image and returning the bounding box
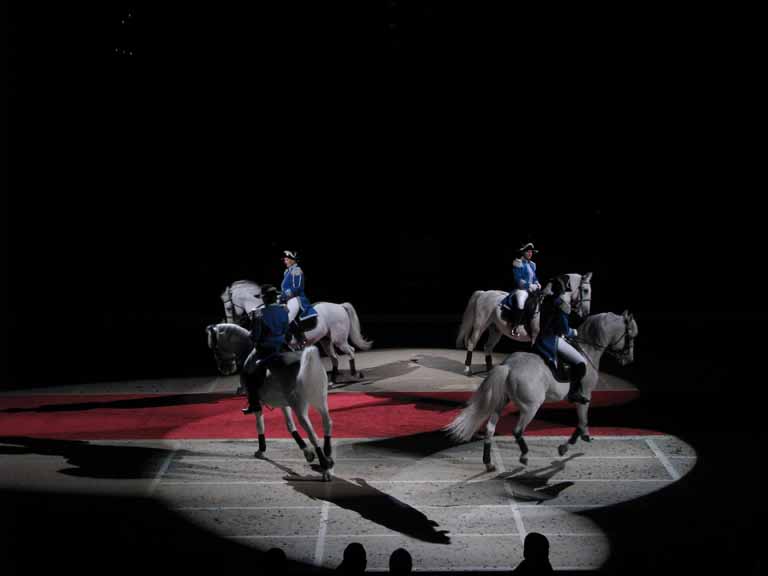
[319,338,339,384]
[281,406,315,463]
[558,403,591,456]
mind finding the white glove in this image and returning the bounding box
[571,329,578,337]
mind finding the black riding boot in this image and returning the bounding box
[242,366,265,414]
[506,307,524,334]
[567,363,589,404]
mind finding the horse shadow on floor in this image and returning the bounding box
[0,393,233,414]
[327,359,421,388]
[499,454,580,503]
[409,354,485,376]
[262,457,451,544]
[0,436,184,479]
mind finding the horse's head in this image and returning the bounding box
[572,272,593,318]
[220,286,236,324]
[608,310,638,366]
[206,323,252,376]
[222,281,263,326]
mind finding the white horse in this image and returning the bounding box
[221,280,373,382]
[446,310,637,468]
[221,280,264,325]
[206,322,335,480]
[456,273,593,376]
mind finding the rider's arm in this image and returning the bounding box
[513,260,528,290]
[291,267,304,295]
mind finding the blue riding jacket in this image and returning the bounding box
[513,257,538,290]
[281,264,318,321]
[533,296,576,365]
[250,303,289,355]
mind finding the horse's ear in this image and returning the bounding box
[583,272,592,282]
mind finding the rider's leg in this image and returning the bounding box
[557,337,589,404]
[242,363,266,414]
[509,290,528,335]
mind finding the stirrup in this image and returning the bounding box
[567,392,589,405]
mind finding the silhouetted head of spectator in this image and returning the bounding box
[389,547,413,574]
[338,542,367,573]
[523,532,551,564]
[264,547,287,570]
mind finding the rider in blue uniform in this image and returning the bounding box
[533,275,590,404]
[501,242,542,336]
[280,250,318,346]
[242,285,290,414]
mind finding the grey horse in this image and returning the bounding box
[446,310,637,467]
[206,322,335,480]
[456,273,593,375]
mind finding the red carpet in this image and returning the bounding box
[0,390,652,440]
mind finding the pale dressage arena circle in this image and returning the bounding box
[0,349,697,572]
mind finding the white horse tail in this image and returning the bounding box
[341,303,373,350]
[444,364,510,443]
[456,290,484,348]
[297,346,329,401]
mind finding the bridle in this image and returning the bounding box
[569,313,635,368]
[223,286,263,323]
[571,276,592,317]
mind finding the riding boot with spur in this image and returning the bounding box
[242,367,265,414]
[507,307,524,337]
[567,363,589,404]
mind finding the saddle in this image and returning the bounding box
[540,357,572,383]
[500,291,542,332]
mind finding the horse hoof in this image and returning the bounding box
[485,463,496,473]
[357,371,364,379]
[558,444,569,456]
[464,367,472,376]
[304,449,315,463]
[581,434,592,442]
[254,450,266,459]
[519,455,528,466]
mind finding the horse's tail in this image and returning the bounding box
[341,303,373,350]
[444,364,510,443]
[456,290,484,349]
[297,346,329,403]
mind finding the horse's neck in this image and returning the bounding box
[573,339,605,373]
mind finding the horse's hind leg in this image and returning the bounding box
[319,338,339,384]
[281,406,315,463]
[336,341,362,379]
[483,411,503,472]
[484,325,504,372]
[319,402,333,458]
[295,404,334,481]
[558,404,591,456]
[465,319,491,376]
[513,403,541,465]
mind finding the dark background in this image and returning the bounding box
[5,3,756,575]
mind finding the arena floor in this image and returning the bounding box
[0,349,696,572]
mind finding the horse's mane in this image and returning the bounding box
[579,312,620,346]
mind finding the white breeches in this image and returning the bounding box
[286,297,299,323]
[556,337,586,366]
[514,289,529,309]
